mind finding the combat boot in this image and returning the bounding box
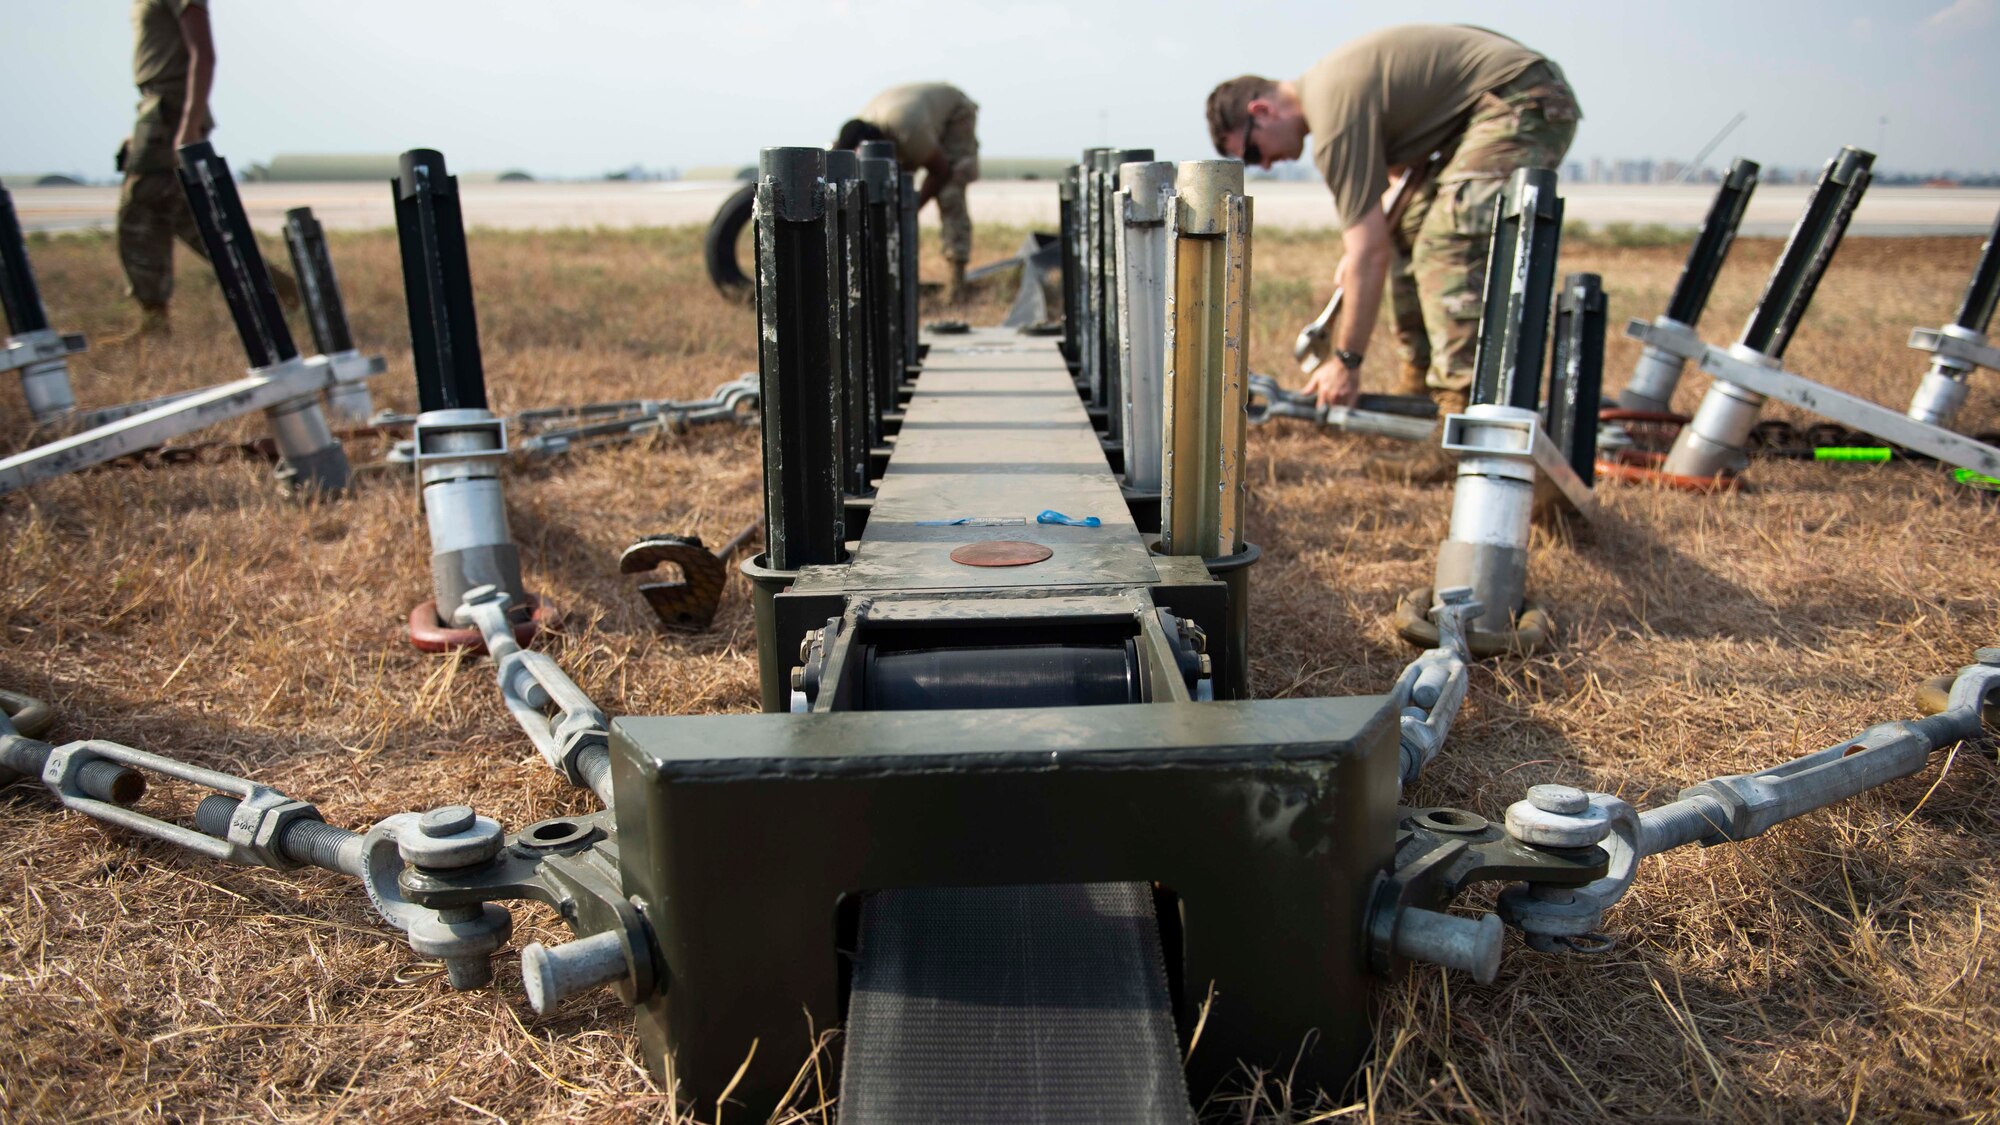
[1389,358,1428,398]
[99,300,172,348]
[1362,387,1468,486]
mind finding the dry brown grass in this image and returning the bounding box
[3,218,1997,1123]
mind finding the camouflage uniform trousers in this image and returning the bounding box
[933,104,980,265]
[117,89,210,307]
[1391,61,1580,392]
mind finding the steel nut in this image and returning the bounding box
[556,727,609,785]
[39,741,100,798]
[1505,795,1611,849]
[248,798,325,870]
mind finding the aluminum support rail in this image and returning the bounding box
[756,147,846,570]
[456,587,616,808]
[284,206,384,424]
[1663,147,1873,479]
[1906,204,2000,429]
[395,149,527,622]
[1497,650,2000,952]
[1161,160,1251,559]
[1115,160,1173,493]
[179,142,352,493]
[1684,344,2000,475]
[1620,158,1759,412]
[0,354,365,495]
[1435,169,1571,637]
[1,185,85,421]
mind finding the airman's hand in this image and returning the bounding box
[1301,365,1360,409]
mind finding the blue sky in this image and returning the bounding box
[4,0,1997,178]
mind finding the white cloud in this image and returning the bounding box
[1919,0,1995,39]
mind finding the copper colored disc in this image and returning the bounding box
[949,540,1053,567]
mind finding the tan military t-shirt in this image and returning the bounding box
[1296,25,1543,228]
[857,83,978,168]
[132,0,207,91]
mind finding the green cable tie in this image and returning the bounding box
[1952,467,2000,490]
[1813,446,1892,462]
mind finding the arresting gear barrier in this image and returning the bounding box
[11,143,2000,1122]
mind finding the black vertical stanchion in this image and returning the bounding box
[1545,273,1606,485]
[1664,158,1760,328]
[898,166,921,378]
[756,147,845,571]
[394,148,530,633]
[1739,146,1873,361]
[283,207,356,357]
[180,142,350,492]
[1952,205,2000,333]
[1619,158,1759,412]
[396,149,489,413]
[178,142,298,370]
[857,141,903,420]
[1471,168,1564,410]
[826,149,871,503]
[0,187,51,337]
[858,146,901,453]
[1058,167,1083,373]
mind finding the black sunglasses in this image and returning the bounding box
[1239,113,1262,167]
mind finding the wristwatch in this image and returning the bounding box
[1335,349,1364,371]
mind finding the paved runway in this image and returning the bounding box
[12,179,1998,237]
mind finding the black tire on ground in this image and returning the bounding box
[704,182,758,297]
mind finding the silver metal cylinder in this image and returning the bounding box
[1435,407,1536,630]
[322,350,377,424]
[1116,161,1173,493]
[266,394,337,456]
[1392,905,1502,983]
[263,386,351,493]
[1661,344,1772,477]
[1907,325,1984,428]
[1619,320,1692,412]
[18,356,76,421]
[415,408,522,617]
[521,929,632,1014]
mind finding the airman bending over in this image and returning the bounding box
[837,82,981,303]
[1208,24,1580,482]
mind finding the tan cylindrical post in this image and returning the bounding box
[1161,160,1251,558]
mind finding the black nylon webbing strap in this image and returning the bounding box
[839,881,1193,1124]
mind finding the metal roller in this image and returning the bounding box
[861,643,1141,711]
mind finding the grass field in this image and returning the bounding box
[2,218,1997,1123]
